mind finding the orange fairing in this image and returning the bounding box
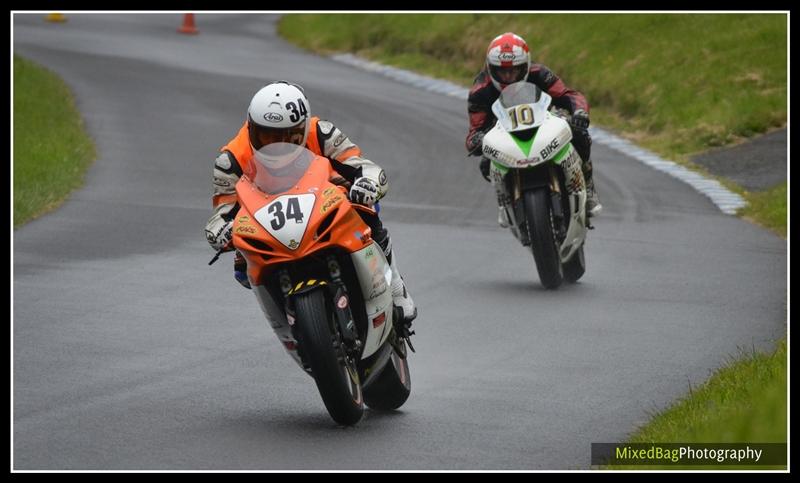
[233,154,373,286]
[212,193,237,208]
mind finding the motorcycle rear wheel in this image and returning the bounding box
[294,289,364,426]
[524,188,563,289]
[364,337,411,411]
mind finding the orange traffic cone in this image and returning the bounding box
[178,13,198,34]
[45,13,67,22]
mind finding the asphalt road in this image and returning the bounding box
[13,14,787,470]
[692,128,787,191]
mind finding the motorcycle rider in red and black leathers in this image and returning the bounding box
[466,32,602,221]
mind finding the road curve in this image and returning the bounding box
[13,14,786,470]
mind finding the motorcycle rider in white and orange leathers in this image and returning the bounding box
[205,81,417,324]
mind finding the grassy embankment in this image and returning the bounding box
[14,55,95,227]
[606,339,787,469]
[279,13,787,237]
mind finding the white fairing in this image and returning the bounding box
[252,285,305,368]
[492,89,552,132]
[482,113,573,168]
[350,243,394,359]
[555,145,588,263]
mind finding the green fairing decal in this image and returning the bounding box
[551,144,572,164]
[511,130,537,157]
[491,160,509,174]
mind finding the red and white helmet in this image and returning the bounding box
[485,32,531,91]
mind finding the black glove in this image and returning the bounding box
[479,157,491,182]
[468,131,485,156]
[570,109,590,131]
[233,251,251,289]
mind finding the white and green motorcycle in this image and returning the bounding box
[481,81,588,289]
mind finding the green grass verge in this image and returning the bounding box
[740,182,787,238]
[279,13,786,161]
[279,13,787,236]
[604,338,787,470]
[14,54,96,228]
[676,158,787,239]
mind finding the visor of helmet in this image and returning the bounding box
[489,64,528,86]
[249,121,307,151]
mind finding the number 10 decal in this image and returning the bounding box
[508,105,534,130]
[254,194,316,250]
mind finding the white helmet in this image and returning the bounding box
[247,81,310,169]
[485,32,531,91]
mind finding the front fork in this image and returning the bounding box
[278,258,362,359]
[500,166,566,243]
[325,256,361,354]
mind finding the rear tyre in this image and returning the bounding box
[364,339,411,410]
[294,289,364,425]
[524,188,563,289]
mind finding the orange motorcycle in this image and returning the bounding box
[211,143,413,426]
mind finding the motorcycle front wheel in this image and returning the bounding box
[524,188,563,289]
[294,289,364,426]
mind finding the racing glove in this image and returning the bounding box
[570,109,590,131]
[468,131,486,156]
[206,219,233,252]
[349,177,380,207]
[233,251,251,289]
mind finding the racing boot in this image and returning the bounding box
[493,180,510,228]
[375,232,417,325]
[233,251,251,289]
[389,251,417,325]
[497,206,508,228]
[497,206,510,228]
[583,159,602,217]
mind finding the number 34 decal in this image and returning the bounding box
[254,194,316,250]
[267,197,304,230]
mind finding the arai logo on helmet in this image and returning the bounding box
[498,52,516,61]
[263,112,284,123]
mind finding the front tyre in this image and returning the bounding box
[524,188,563,289]
[364,338,411,411]
[294,289,364,425]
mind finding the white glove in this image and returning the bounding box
[349,177,379,207]
[205,219,233,251]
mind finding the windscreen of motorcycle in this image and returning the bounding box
[251,142,315,195]
[491,81,553,133]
